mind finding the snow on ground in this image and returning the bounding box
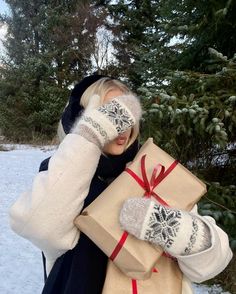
[0,145,54,294]
[0,145,231,294]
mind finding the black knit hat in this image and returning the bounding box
[61,74,109,134]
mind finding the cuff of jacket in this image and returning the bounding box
[174,214,233,283]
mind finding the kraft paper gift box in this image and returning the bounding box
[102,256,183,294]
[74,138,207,280]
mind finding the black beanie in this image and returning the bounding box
[61,74,109,134]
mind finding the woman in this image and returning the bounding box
[9,75,232,294]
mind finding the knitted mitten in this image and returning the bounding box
[72,94,142,148]
[119,198,211,256]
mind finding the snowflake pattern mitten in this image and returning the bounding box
[72,94,142,148]
[119,198,211,256]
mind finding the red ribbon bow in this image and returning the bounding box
[126,155,178,205]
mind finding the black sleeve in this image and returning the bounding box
[39,156,51,282]
[39,157,51,172]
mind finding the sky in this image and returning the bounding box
[0,0,9,15]
[0,0,9,56]
[0,24,7,56]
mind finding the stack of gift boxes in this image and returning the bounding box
[75,138,207,293]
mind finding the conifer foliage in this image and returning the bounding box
[105,0,236,250]
[140,49,236,248]
[106,0,236,83]
[0,1,100,141]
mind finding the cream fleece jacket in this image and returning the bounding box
[9,134,232,292]
[9,134,101,273]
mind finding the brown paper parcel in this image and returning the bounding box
[75,138,207,280]
[102,256,183,294]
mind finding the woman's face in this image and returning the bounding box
[102,89,132,155]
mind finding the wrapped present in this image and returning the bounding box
[102,256,183,294]
[74,138,206,280]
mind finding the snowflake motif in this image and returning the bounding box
[144,205,182,248]
[99,100,134,133]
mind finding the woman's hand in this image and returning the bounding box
[72,94,142,149]
[119,197,211,256]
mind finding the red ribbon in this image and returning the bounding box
[131,268,158,294]
[109,155,178,294]
[110,231,129,261]
[132,279,138,294]
[110,155,178,261]
[126,155,178,206]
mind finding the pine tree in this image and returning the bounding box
[106,0,168,87]
[140,49,236,248]
[158,0,236,71]
[105,0,236,86]
[0,1,101,141]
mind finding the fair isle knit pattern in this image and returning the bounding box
[141,202,211,256]
[80,116,109,143]
[143,204,182,249]
[98,99,134,134]
[73,94,141,148]
[182,215,212,256]
[184,217,199,255]
[120,198,213,257]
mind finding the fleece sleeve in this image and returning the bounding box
[176,205,233,283]
[9,134,101,266]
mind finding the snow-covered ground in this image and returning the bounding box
[0,145,231,294]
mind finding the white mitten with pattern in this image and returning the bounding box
[120,198,211,256]
[72,94,142,149]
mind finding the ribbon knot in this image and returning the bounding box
[125,155,178,206]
